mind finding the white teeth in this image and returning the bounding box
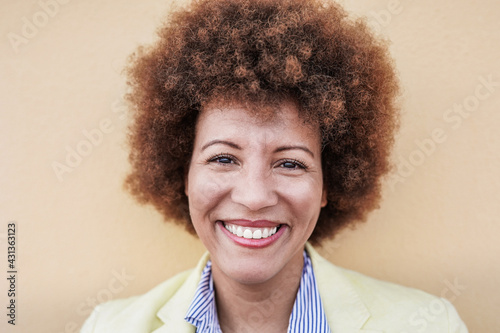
[223,223,280,240]
[252,229,262,239]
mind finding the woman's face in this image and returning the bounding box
[186,100,327,285]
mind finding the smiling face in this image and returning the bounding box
[185,100,327,285]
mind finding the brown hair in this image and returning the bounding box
[125,0,399,244]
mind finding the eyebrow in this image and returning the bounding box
[201,140,242,151]
[201,140,314,157]
[274,145,315,158]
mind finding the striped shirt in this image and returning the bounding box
[184,251,331,333]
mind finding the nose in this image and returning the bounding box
[230,166,278,211]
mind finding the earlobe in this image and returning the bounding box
[321,188,328,207]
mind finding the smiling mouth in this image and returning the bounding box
[221,222,282,240]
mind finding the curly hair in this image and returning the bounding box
[124,0,399,245]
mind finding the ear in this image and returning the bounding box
[320,187,328,208]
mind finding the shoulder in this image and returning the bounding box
[306,243,468,332]
[80,269,193,333]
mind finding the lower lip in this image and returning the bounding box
[218,222,286,248]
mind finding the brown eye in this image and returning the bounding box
[282,161,298,169]
[217,157,233,164]
[207,153,237,165]
[278,159,307,170]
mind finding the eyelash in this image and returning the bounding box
[207,153,236,165]
[206,153,309,170]
[278,158,308,170]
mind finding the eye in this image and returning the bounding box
[277,159,307,170]
[207,153,237,165]
[217,156,233,164]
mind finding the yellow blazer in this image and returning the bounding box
[81,243,468,332]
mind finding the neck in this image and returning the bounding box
[211,249,304,333]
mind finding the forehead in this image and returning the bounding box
[194,100,321,149]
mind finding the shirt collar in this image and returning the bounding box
[184,250,331,333]
[184,260,222,332]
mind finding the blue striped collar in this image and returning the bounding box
[184,250,331,333]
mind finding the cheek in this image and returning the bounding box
[279,179,324,216]
[188,171,231,214]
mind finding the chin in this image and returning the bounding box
[214,248,300,286]
[224,264,280,285]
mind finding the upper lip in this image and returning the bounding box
[218,219,282,228]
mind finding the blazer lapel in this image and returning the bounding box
[153,252,211,333]
[306,243,383,333]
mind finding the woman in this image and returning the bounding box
[82,0,468,331]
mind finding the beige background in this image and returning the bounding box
[1,0,499,332]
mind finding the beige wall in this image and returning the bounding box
[1,0,499,332]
